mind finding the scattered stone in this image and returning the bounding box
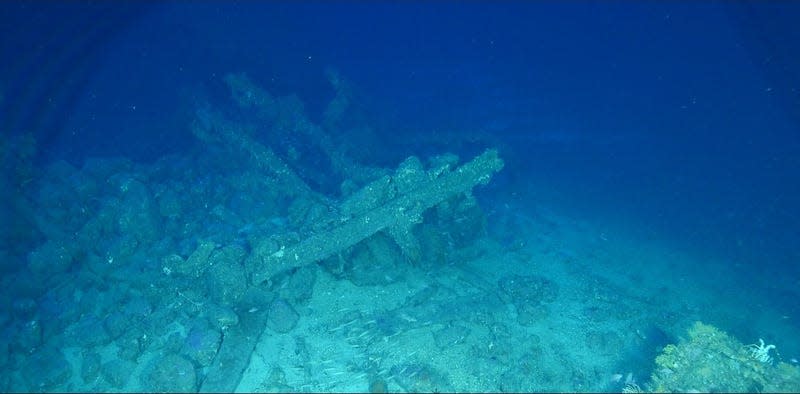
[499,274,559,325]
[433,324,471,349]
[346,234,404,286]
[516,303,551,326]
[160,254,184,277]
[122,296,153,319]
[369,377,389,393]
[0,310,8,328]
[67,315,111,348]
[80,351,101,384]
[27,239,74,278]
[116,179,162,244]
[498,274,559,304]
[101,359,136,389]
[266,298,299,333]
[176,241,216,278]
[12,319,42,354]
[103,311,132,340]
[204,304,239,331]
[390,363,452,393]
[205,245,248,305]
[116,326,146,361]
[182,321,222,367]
[140,353,197,392]
[279,265,316,305]
[164,331,184,354]
[11,298,37,320]
[157,188,182,219]
[21,346,72,391]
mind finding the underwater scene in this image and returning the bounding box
[1,1,799,392]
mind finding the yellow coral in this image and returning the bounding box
[646,321,800,393]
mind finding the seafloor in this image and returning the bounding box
[2,72,798,393]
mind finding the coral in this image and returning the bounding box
[646,321,800,393]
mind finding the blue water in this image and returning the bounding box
[2,1,799,392]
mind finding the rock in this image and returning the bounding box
[204,304,239,331]
[267,298,299,333]
[101,359,136,389]
[346,234,404,286]
[499,274,559,326]
[204,245,248,305]
[122,296,153,319]
[279,266,316,306]
[182,321,222,367]
[433,324,471,349]
[103,311,132,340]
[157,188,182,219]
[115,327,145,361]
[21,347,72,391]
[140,353,197,392]
[176,241,216,278]
[498,274,559,304]
[516,303,551,326]
[11,298,37,320]
[116,179,162,243]
[80,351,101,384]
[68,315,111,348]
[27,240,74,278]
[390,363,452,393]
[12,320,42,354]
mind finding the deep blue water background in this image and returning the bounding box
[2,0,799,305]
